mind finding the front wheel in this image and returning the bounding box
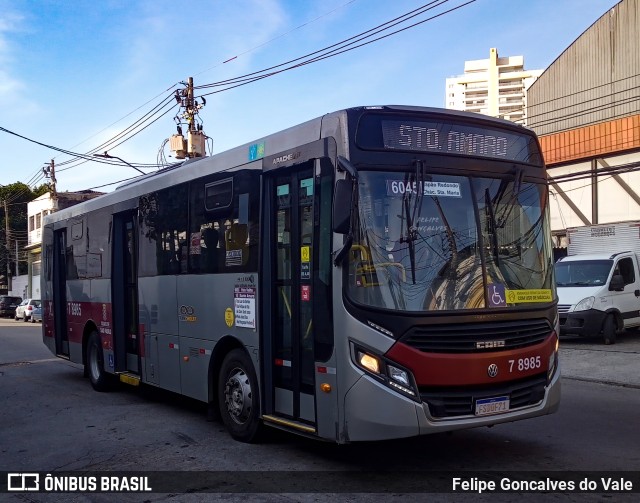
[218,349,262,442]
[603,315,617,345]
[86,331,113,391]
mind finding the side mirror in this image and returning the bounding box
[609,274,625,292]
[332,179,353,234]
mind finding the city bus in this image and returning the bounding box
[42,105,560,443]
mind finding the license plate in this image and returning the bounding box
[475,396,510,416]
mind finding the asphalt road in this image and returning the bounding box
[1,320,639,502]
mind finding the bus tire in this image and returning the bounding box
[86,331,112,391]
[218,349,262,443]
[603,315,617,345]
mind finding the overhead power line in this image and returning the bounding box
[194,0,475,97]
[2,0,476,194]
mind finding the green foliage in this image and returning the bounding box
[0,183,52,276]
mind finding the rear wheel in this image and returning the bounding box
[603,315,617,345]
[218,349,262,442]
[86,331,112,391]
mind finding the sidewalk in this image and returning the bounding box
[559,330,640,388]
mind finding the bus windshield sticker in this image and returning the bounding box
[386,180,461,198]
[505,289,553,303]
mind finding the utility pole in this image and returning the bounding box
[43,159,57,200]
[170,77,206,159]
[186,77,195,132]
[4,199,11,292]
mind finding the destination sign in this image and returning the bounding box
[381,120,537,162]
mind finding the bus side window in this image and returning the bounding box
[138,184,188,277]
[189,170,259,274]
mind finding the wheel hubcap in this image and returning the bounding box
[223,367,252,425]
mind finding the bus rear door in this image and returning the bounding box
[112,210,140,376]
[52,228,69,357]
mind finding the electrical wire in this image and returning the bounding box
[2,0,475,196]
[194,1,475,97]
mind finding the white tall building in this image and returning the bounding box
[445,48,542,124]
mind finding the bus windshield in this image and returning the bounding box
[346,169,554,311]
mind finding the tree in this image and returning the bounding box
[0,182,51,277]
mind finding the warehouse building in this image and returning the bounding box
[527,0,640,246]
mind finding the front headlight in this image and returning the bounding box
[574,296,595,311]
[352,344,419,401]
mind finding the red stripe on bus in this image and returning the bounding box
[385,334,556,387]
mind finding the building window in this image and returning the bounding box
[29,216,35,232]
[36,213,42,229]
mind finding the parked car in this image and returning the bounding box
[0,295,22,317]
[31,305,42,323]
[15,299,41,322]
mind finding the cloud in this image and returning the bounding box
[0,10,25,103]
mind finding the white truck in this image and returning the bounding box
[555,221,640,344]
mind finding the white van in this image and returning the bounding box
[556,249,640,344]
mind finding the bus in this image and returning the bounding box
[42,105,560,443]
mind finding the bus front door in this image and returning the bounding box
[264,164,318,433]
[112,211,140,375]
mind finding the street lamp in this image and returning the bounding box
[93,152,146,175]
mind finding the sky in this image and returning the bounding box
[0,0,618,193]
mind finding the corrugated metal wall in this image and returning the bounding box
[567,221,640,255]
[528,0,640,137]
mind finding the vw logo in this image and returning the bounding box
[487,364,499,378]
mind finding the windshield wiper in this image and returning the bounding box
[399,161,426,284]
[484,188,500,266]
[495,166,525,228]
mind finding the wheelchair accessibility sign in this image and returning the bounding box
[488,284,507,307]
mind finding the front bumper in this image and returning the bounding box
[559,309,606,337]
[343,364,561,442]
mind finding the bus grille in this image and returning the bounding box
[400,319,551,353]
[420,375,547,419]
[557,304,571,313]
